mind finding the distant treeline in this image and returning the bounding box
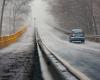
[46,0,100,35]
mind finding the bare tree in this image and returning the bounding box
[93,16,98,35]
[0,0,6,36]
[90,0,98,35]
[0,0,31,35]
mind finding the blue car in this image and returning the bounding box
[69,29,85,43]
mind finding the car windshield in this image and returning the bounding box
[72,29,83,33]
[72,29,84,36]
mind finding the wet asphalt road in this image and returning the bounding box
[30,0,100,79]
[38,24,100,80]
[0,0,99,79]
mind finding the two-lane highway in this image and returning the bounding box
[30,0,100,79]
[38,24,100,80]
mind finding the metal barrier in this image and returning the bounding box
[53,27,100,42]
[86,35,100,42]
[0,25,27,48]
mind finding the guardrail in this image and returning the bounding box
[86,35,100,42]
[0,25,27,48]
[54,27,100,42]
[36,29,90,80]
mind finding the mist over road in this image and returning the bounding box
[30,0,100,80]
[0,0,100,80]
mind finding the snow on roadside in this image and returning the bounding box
[0,0,35,80]
[0,15,35,80]
[0,21,34,54]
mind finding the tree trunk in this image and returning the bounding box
[0,0,6,36]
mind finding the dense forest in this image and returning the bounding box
[46,0,100,35]
[0,0,31,35]
[0,0,100,35]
